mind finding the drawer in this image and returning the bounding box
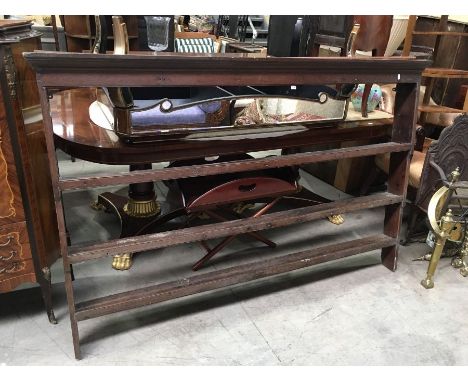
[0,221,32,263]
[0,222,34,292]
[0,258,34,279]
[0,258,36,291]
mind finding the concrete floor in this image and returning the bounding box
[1,152,467,365]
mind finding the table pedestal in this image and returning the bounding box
[92,164,160,270]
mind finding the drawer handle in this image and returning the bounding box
[0,262,22,274]
[0,250,16,261]
[238,183,256,192]
[0,236,14,247]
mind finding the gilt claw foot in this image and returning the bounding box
[90,200,107,212]
[327,214,344,225]
[112,253,133,271]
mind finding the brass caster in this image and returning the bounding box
[460,267,468,277]
[90,200,106,212]
[327,214,344,225]
[451,257,464,269]
[421,277,434,289]
[112,253,133,271]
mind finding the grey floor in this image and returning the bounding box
[1,152,467,365]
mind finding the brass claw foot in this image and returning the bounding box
[112,253,133,271]
[90,200,106,212]
[328,214,344,225]
[232,202,255,215]
[421,277,434,289]
[460,267,468,277]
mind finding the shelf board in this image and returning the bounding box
[412,31,468,37]
[423,68,468,79]
[59,142,410,191]
[67,192,403,264]
[74,233,396,321]
[418,105,466,114]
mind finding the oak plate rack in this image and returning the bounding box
[24,51,429,359]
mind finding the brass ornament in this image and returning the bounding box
[112,253,133,271]
[327,214,345,225]
[459,240,468,277]
[123,198,160,218]
[420,166,468,288]
[90,200,106,211]
[2,46,17,98]
[421,209,456,289]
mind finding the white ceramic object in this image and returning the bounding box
[89,100,114,131]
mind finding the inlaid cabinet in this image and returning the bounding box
[0,19,60,322]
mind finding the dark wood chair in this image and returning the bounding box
[307,15,355,57]
[351,16,393,118]
[267,15,310,57]
[307,16,393,118]
[59,15,140,52]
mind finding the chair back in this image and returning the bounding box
[174,31,219,53]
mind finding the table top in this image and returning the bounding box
[0,19,32,29]
[0,19,41,44]
[51,88,393,165]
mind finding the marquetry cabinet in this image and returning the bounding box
[0,19,60,322]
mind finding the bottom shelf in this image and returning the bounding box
[75,233,396,321]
